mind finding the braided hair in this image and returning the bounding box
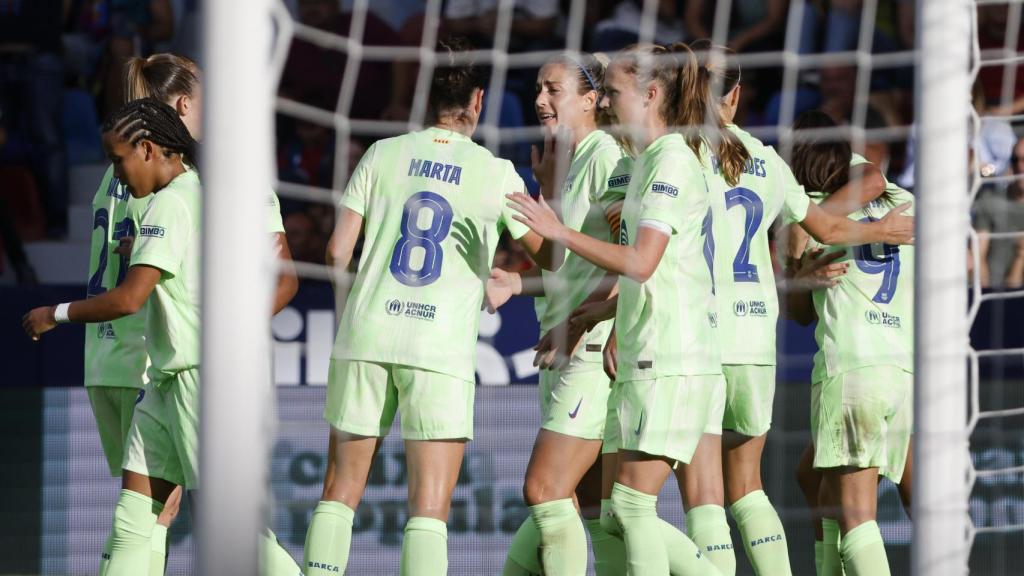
[102,98,199,169]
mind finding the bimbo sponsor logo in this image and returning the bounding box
[607,174,631,188]
[139,225,165,238]
[651,181,678,197]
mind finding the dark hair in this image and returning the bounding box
[427,37,486,123]
[791,110,852,195]
[103,98,199,169]
[124,53,200,104]
[614,42,749,186]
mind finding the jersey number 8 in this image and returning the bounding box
[389,191,453,287]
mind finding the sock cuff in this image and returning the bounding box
[840,521,882,557]
[822,518,841,534]
[685,503,728,526]
[119,489,164,514]
[610,482,657,507]
[314,500,355,523]
[530,498,577,525]
[406,516,447,539]
[729,489,769,520]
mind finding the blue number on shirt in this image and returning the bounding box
[853,216,901,303]
[86,208,111,297]
[724,187,764,283]
[701,207,716,294]
[389,191,454,287]
[88,208,136,297]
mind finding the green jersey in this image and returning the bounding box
[705,125,810,365]
[534,129,632,361]
[84,165,152,388]
[333,127,530,382]
[130,169,203,384]
[807,155,915,381]
[615,133,721,382]
[267,190,285,235]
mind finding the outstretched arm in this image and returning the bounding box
[23,265,161,339]
[272,232,299,315]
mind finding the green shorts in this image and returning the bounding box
[87,386,145,477]
[721,364,776,437]
[123,368,200,488]
[539,355,612,441]
[616,374,726,465]
[326,359,475,440]
[811,366,913,482]
[602,382,623,455]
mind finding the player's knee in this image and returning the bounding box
[522,473,567,506]
[321,478,363,510]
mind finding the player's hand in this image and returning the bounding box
[23,306,57,341]
[568,299,616,334]
[507,192,566,242]
[880,203,914,245]
[483,268,522,313]
[533,320,584,370]
[114,236,135,261]
[789,249,848,291]
[531,126,573,197]
[602,327,617,381]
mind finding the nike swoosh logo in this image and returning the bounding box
[635,411,643,435]
[568,398,583,419]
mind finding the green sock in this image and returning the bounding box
[503,517,542,575]
[400,517,448,576]
[821,518,843,576]
[261,528,302,576]
[149,524,167,576]
[814,540,824,576]
[107,489,161,576]
[686,505,736,576]
[730,490,792,576]
[611,482,669,574]
[530,498,587,575]
[657,518,724,576]
[598,498,621,538]
[304,500,355,576]
[586,517,625,576]
[840,521,890,576]
[99,533,113,576]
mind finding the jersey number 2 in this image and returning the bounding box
[853,216,901,303]
[87,207,136,297]
[725,187,764,283]
[389,191,453,287]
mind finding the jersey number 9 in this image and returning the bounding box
[389,191,454,287]
[854,216,901,304]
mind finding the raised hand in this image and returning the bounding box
[568,299,617,334]
[483,268,521,313]
[789,248,849,291]
[880,203,914,245]
[531,126,574,197]
[507,192,565,242]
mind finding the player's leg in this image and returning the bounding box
[721,365,791,575]
[678,433,734,575]
[305,359,395,576]
[825,467,889,576]
[897,440,912,518]
[794,442,829,575]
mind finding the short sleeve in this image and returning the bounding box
[131,191,193,278]
[589,147,632,214]
[339,143,377,216]
[500,163,530,240]
[777,157,810,225]
[266,190,285,234]
[637,152,702,233]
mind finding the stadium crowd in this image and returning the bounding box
[0,0,1021,285]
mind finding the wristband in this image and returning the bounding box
[54,303,71,324]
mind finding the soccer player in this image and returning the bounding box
[784,110,915,576]
[509,42,750,576]
[686,42,917,576]
[300,38,550,576]
[485,52,632,576]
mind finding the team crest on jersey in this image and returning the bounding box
[651,181,678,197]
[139,225,165,238]
[96,322,116,340]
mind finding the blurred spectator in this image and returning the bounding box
[280,0,413,121]
[97,0,176,117]
[591,0,685,52]
[0,0,70,237]
[284,210,328,264]
[977,4,1024,117]
[974,137,1024,289]
[685,0,787,54]
[278,117,336,196]
[442,0,559,52]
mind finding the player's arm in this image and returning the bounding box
[272,232,299,315]
[508,192,669,283]
[1005,236,1024,288]
[326,207,364,284]
[815,162,888,217]
[23,265,161,339]
[799,199,913,247]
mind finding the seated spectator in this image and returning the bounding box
[974,137,1024,289]
[977,4,1024,117]
[284,210,328,264]
[442,0,560,52]
[684,0,787,54]
[591,0,685,52]
[277,115,336,193]
[98,0,176,117]
[280,0,413,121]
